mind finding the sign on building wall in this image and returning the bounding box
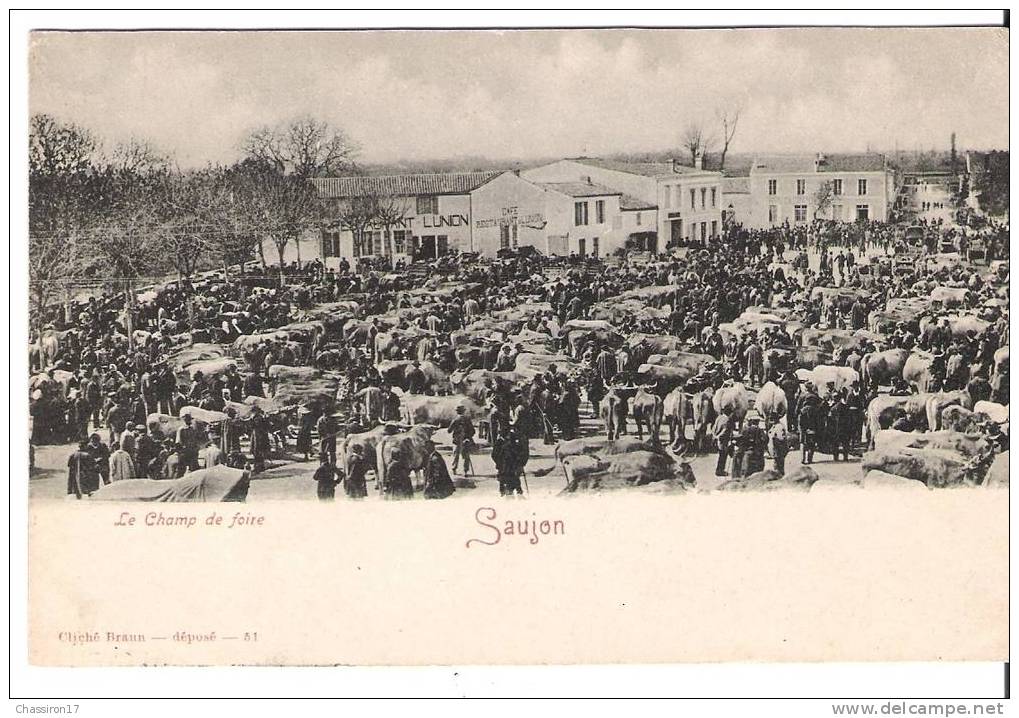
[475,206,546,229]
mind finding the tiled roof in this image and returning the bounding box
[312,171,502,199]
[535,181,621,198]
[722,177,750,194]
[567,157,711,177]
[750,153,888,175]
[619,193,657,210]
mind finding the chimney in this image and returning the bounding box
[814,153,825,171]
[694,152,703,170]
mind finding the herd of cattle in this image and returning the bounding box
[29,248,1010,498]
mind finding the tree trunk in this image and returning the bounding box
[124,279,135,350]
[295,235,302,269]
[720,147,728,171]
[257,237,268,270]
[276,242,287,286]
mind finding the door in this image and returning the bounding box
[420,235,436,259]
[671,219,683,246]
[646,234,657,253]
[577,238,586,257]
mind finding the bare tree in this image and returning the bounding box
[29,113,97,177]
[332,194,384,260]
[109,138,171,175]
[374,194,412,263]
[813,181,835,220]
[243,116,359,179]
[715,104,742,171]
[681,123,710,166]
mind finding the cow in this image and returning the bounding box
[985,451,1009,488]
[626,333,687,363]
[400,394,484,427]
[600,385,637,441]
[862,470,928,491]
[717,466,818,492]
[754,381,787,429]
[690,387,715,452]
[533,436,652,478]
[561,450,684,493]
[974,400,1009,424]
[795,365,859,396]
[873,429,990,458]
[376,424,438,493]
[514,353,583,378]
[662,387,690,449]
[865,394,930,444]
[902,352,934,393]
[861,348,910,388]
[712,382,751,426]
[919,315,991,341]
[377,360,450,395]
[793,346,832,370]
[940,404,984,433]
[449,369,527,403]
[993,346,1009,376]
[340,424,397,486]
[861,447,969,488]
[635,363,704,395]
[565,327,624,359]
[929,286,972,308]
[631,386,664,443]
[644,351,714,373]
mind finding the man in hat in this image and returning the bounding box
[67,440,100,499]
[449,404,475,477]
[316,411,337,465]
[736,412,768,476]
[200,434,223,469]
[108,440,136,482]
[312,454,340,501]
[405,360,427,395]
[382,447,414,499]
[175,412,201,473]
[712,407,734,477]
[344,444,369,499]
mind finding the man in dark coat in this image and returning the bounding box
[344,444,369,499]
[712,408,734,477]
[312,455,340,501]
[423,450,456,499]
[448,405,475,476]
[382,448,414,499]
[67,441,100,499]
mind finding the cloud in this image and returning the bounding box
[28,28,1009,168]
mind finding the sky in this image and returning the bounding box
[28,27,1009,168]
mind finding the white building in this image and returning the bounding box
[313,172,501,266]
[522,157,724,251]
[732,153,896,228]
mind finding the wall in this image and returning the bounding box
[658,176,725,245]
[318,192,474,266]
[746,171,890,228]
[557,193,624,258]
[470,172,551,257]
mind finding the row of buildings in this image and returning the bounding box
[311,152,897,266]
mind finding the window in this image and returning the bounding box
[500,225,510,249]
[796,179,806,195]
[768,205,778,224]
[700,222,707,242]
[595,200,605,224]
[373,231,383,255]
[700,187,707,209]
[574,201,589,226]
[636,212,642,226]
[577,238,586,256]
[393,230,407,254]
[690,188,696,209]
[416,196,438,215]
[768,179,777,196]
[856,204,870,221]
[832,205,843,221]
[833,179,843,196]
[511,224,518,248]
[437,235,449,256]
[592,237,599,257]
[711,220,718,238]
[663,188,671,209]
[794,205,807,222]
[711,187,717,207]
[858,179,868,195]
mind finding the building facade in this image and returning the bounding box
[522,157,724,250]
[736,154,896,229]
[313,172,500,267]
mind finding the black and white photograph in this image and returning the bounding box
[12,11,1010,702]
[27,26,1009,503]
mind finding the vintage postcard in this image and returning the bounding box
[22,22,1009,669]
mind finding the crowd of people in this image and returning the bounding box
[30,209,1009,499]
